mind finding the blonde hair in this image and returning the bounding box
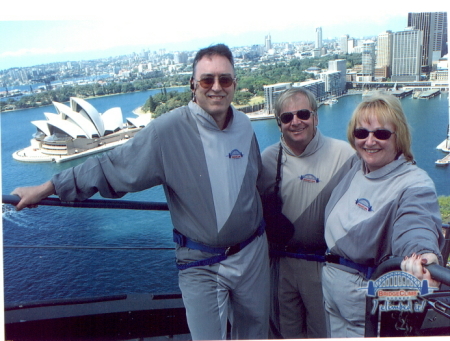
[347,92,414,162]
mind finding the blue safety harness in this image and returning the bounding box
[325,252,376,279]
[270,246,326,262]
[173,220,266,270]
[271,246,376,279]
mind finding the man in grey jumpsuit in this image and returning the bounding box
[259,88,355,338]
[12,44,270,340]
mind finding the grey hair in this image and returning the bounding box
[274,87,318,118]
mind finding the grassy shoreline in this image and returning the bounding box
[1,85,189,114]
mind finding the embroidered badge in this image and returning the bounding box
[227,149,243,159]
[299,174,320,183]
[355,198,373,212]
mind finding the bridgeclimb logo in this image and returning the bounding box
[227,149,243,159]
[299,174,319,183]
[363,271,437,314]
[355,198,373,212]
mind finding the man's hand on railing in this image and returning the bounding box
[10,181,56,211]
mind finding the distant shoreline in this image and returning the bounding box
[0,85,189,114]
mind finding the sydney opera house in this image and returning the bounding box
[13,97,151,163]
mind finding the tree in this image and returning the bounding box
[121,83,135,93]
[144,96,157,112]
[233,91,253,106]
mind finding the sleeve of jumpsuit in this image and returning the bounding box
[52,122,165,202]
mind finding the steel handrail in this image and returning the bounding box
[2,194,169,211]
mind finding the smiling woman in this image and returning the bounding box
[322,92,445,338]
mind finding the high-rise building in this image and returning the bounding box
[265,34,272,51]
[328,59,347,92]
[361,41,376,81]
[340,35,349,54]
[408,12,448,72]
[264,83,291,114]
[391,28,423,82]
[375,31,393,80]
[320,71,342,96]
[347,38,355,53]
[293,79,326,102]
[315,27,323,50]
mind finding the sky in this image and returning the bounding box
[0,1,448,70]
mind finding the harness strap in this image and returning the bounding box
[174,220,265,270]
[270,249,325,262]
[325,253,376,279]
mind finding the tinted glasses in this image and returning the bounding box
[279,109,313,124]
[353,128,395,140]
[195,75,236,89]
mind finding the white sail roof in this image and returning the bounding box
[102,107,124,133]
[53,101,99,138]
[46,117,88,139]
[70,97,105,136]
[127,115,152,128]
[31,120,51,136]
[32,97,150,141]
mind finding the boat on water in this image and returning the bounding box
[435,158,449,166]
[12,97,151,163]
[435,125,450,165]
[323,98,338,105]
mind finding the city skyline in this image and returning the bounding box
[1,2,440,70]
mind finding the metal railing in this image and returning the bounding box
[2,194,172,250]
[2,194,169,211]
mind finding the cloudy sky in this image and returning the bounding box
[0,2,446,70]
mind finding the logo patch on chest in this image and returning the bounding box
[299,174,320,183]
[355,198,373,212]
[227,149,244,159]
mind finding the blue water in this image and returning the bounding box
[1,91,449,304]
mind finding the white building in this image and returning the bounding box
[328,59,347,92]
[391,28,423,81]
[315,27,323,50]
[340,35,349,54]
[264,83,292,114]
[13,97,150,163]
[292,80,326,102]
[375,31,393,80]
[320,71,342,96]
[362,41,376,80]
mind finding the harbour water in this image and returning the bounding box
[1,90,449,304]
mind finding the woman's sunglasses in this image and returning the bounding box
[195,75,236,89]
[279,109,313,124]
[353,128,395,140]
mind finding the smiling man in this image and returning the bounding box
[12,44,269,340]
[259,87,355,339]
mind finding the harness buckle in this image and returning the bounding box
[324,253,340,263]
[225,244,241,256]
[173,229,186,247]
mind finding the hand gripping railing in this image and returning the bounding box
[2,194,169,211]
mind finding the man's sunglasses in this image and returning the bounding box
[195,75,236,89]
[279,109,313,124]
[353,128,395,140]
